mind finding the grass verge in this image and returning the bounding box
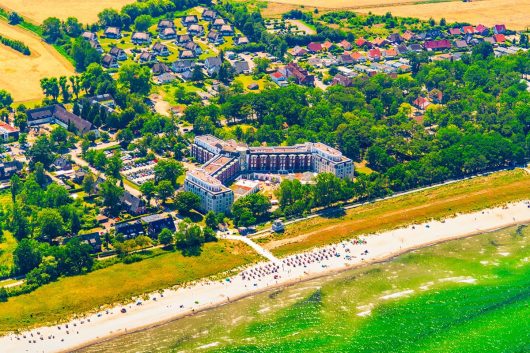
[260,169,530,256]
[0,240,260,333]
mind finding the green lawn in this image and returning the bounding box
[0,231,17,278]
[0,240,260,333]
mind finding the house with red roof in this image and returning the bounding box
[402,30,414,41]
[475,24,489,35]
[462,26,475,35]
[368,48,382,61]
[449,28,462,36]
[322,41,333,50]
[384,48,398,58]
[339,40,352,50]
[372,37,388,47]
[291,46,308,56]
[307,42,323,52]
[351,52,366,62]
[355,37,371,48]
[494,34,506,43]
[270,71,287,86]
[424,40,451,50]
[413,96,430,110]
[493,24,506,34]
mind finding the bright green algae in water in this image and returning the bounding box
[79,225,530,353]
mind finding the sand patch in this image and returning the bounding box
[380,289,414,300]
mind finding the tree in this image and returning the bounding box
[100,178,124,216]
[154,159,184,186]
[34,162,47,187]
[0,287,7,302]
[158,228,174,247]
[98,9,121,27]
[63,17,82,37]
[105,151,123,179]
[0,90,13,109]
[40,77,60,101]
[204,211,220,229]
[134,15,153,31]
[174,191,201,214]
[7,12,22,25]
[14,239,42,274]
[82,172,96,195]
[28,136,54,168]
[232,193,271,227]
[175,221,205,256]
[140,181,156,205]
[191,65,204,81]
[10,203,29,240]
[156,180,174,203]
[118,62,152,95]
[41,17,62,43]
[253,57,270,74]
[38,208,65,241]
[71,37,101,72]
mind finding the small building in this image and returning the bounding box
[207,30,223,44]
[121,191,146,215]
[104,27,121,39]
[0,161,22,180]
[132,32,151,45]
[188,24,204,36]
[141,214,176,238]
[184,41,202,55]
[139,51,157,64]
[332,74,353,87]
[182,15,198,27]
[213,18,226,30]
[82,31,98,41]
[152,42,170,56]
[493,24,506,34]
[270,71,287,86]
[157,19,175,31]
[236,36,249,46]
[102,54,118,69]
[0,121,19,141]
[109,47,127,61]
[115,220,144,239]
[172,59,194,73]
[272,219,285,233]
[339,39,352,50]
[67,232,102,253]
[159,27,176,40]
[205,56,222,76]
[152,62,170,76]
[220,24,234,36]
[307,42,322,52]
[232,61,250,75]
[202,9,217,21]
[26,104,95,135]
[176,34,192,45]
[52,157,73,171]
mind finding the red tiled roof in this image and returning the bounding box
[462,26,475,34]
[307,42,322,52]
[494,34,506,43]
[424,40,451,49]
[355,37,366,46]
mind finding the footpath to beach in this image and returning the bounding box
[2,201,530,353]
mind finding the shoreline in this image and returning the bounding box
[2,200,530,353]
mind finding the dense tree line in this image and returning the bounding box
[0,35,30,55]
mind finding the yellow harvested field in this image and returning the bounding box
[265,0,530,29]
[0,0,135,24]
[359,0,530,30]
[0,21,75,102]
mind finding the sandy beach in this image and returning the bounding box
[2,200,529,353]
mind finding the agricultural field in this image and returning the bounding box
[0,240,260,333]
[0,20,74,102]
[0,0,135,24]
[258,169,530,256]
[263,0,530,29]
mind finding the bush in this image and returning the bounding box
[0,35,30,55]
[123,254,143,264]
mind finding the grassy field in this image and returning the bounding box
[259,169,530,256]
[0,19,75,102]
[78,225,530,353]
[0,0,135,24]
[0,231,17,278]
[0,240,260,333]
[261,0,530,29]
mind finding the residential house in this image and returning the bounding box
[152,62,170,76]
[67,232,102,253]
[180,69,194,81]
[409,43,423,52]
[109,47,127,61]
[339,53,355,65]
[82,31,98,41]
[424,40,451,50]
[291,45,308,56]
[233,61,250,75]
[189,24,204,36]
[332,74,352,87]
[475,24,489,35]
[387,33,402,44]
[155,72,176,84]
[115,220,144,239]
[351,52,367,62]
[372,37,388,47]
[141,214,176,238]
[157,19,175,31]
[182,15,198,27]
[180,49,195,59]
[89,40,103,53]
[139,51,156,64]
[176,34,192,45]
[152,42,170,56]
[207,30,223,44]
[429,89,443,103]
[493,24,506,34]
[462,25,475,35]
[184,41,202,56]
[454,40,468,49]
[322,41,333,50]
[281,62,314,86]
[213,18,226,30]
[172,59,194,73]
[102,54,118,69]
[205,56,222,76]
[83,94,116,114]
[0,122,19,141]
[132,32,151,45]
[383,48,398,59]
[0,161,22,180]
[159,27,176,40]
[121,191,146,215]
[368,48,382,61]
[104,27,121,39]
[449,28,462,36]
[413,96,430,110]
[307,42,323,52]
[202,9,217,21]
[339,39,352,50]
[494,34,506,43]
[397,44,409,55]
[402,30,414,41]
[307,57,322,68]
[483,37,495,44]
[220,24,234,36]
[270,71,287,86]
[236,36,249,46]
[51,157,72,171]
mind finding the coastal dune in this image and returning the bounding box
[2,200,529,353]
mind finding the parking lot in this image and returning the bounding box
[105,149,158,185]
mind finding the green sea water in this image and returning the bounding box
[78,225,530,353]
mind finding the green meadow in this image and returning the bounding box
[79,225,530,353]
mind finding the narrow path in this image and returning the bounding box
[221,234,281,264]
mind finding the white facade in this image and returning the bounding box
[184,169,234,213]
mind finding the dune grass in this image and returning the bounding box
[260,169,530,256]
[0,240,260,333]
